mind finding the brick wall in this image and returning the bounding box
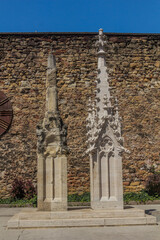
[0,33,160,198]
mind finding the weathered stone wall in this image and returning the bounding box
[0,33,160,198]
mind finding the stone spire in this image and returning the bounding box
[87,28,128,210]
[36,52,68,211]
[46,53,57,113]
[87,28,126,155]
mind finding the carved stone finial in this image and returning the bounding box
[96,28,107,55]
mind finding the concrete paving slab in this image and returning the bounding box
[2,225,160,240]
[0,208,23,240]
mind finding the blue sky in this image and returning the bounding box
[0,0,160,33]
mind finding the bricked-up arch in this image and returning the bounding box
[0,91,13,136]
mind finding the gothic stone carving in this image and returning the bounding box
[37,53,68,211]
[87,29,128,210]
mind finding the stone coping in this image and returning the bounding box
[0,32,160,36]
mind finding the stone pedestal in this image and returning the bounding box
[90,148,123,210]
[37,154,67,211]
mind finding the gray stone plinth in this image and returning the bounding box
[8,207,157,229]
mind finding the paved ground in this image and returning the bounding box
[0,205,160,240]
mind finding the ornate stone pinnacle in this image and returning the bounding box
[95,28,107,55]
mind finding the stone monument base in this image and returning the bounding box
[8,207,156,229]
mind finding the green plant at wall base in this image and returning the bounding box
[28,195,37,207]
[1,191,160,207]
[68,191,160,204]
[68,192,90,202]
[0,198,13,204]
[0,195,37,207]
[123,190,159,204]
